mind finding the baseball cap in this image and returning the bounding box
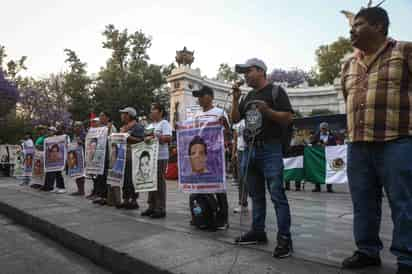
[192,86,214,98]
[74,121,83,127]
[119,107,137,117]
[235,58,267,73]
[48,126,57,132]
[320,122,329,129]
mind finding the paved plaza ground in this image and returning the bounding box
[0,176,397,274]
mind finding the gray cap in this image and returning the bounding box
[119,107,137,117]
[320,122,329,129]
[73,121,83,127]
[235,58,267,73]
[48,126,57,132]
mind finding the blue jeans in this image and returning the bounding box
[348,138,412,266]
[242,143,291,237]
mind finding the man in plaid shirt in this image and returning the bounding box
[341,6,412,274]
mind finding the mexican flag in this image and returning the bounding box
[283,156,304,181]
[304,145,348,184]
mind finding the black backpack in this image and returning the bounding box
[271,85,294,154]
[189,194,218,231]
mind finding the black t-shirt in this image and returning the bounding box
[239,84,293,143]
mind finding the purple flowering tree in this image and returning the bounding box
[0,70,19,117]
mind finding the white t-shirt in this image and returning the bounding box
[22,139,34,149]
[233,120,246,151]
[146,120,172,160]
[194,106,229,124]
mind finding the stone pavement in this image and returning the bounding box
[0,176,397,274]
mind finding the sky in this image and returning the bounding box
[1,0,411,79]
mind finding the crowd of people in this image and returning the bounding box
[1,6,412,274]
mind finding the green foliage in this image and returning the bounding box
[309,109,335,117]
[314,37,353,85]
[216,63,239,82]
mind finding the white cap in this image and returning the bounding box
[119,107,137,117]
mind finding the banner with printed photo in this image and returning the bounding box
[107,133,128,186]
[13,147,24,177]
[7,145,20,164]
[44,135,67,172]
[32,150,45,179]
[176,120,226,193]
[85,127,108,175]
[67,143,85,179]
[0,145,9,164]
[132,140,159,192]
[23,147,34,176]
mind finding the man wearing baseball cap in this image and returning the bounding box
[231,58,294,258]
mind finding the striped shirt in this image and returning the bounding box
[341,39,412,142]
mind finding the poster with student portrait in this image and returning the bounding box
[32,150,44,179]
[85,127,108,175]
[23,146,34,176]
[107,133,128,186]
[132,140,159,192]
[176,120,226,193]
[13,146,24,177]
[0,145,9,164]
[44,135,67,172]
[67,143,85,179]
[7,145,20,164]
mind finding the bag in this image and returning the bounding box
[189,193,218,231]
[271,85,294,154]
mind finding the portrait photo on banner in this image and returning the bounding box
[23,147,34,176]
[107,133,128,186]
[176,122,226,193]
[85,127,108,175]
[13,147,24,177]
[0,145,9,164]
[44,135,67,172]
[132,140,159,192]
[32,150,44,179]
[67,143,85,178]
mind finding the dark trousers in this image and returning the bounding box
[215,192,229,225]
[96,168,108,198]
[348,138,412,267]
[148,160,168,211]
[123,157,138,200]
[237,151,248,206]
[45,171,65,189]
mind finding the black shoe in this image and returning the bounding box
[397,264,412,274]
[295,188,301,191]
[125,201,139,210]
[342,251,381,269]
[150,210,166,219]
[92,198,103,204]
[234,230,268,245]
[141,208,155,217]
[272,235,293,259]
[312,188,321,192]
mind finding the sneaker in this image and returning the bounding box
[56,188,66,194]
[272,235,293,259]
[397,264,412,274]
[234,230,268,245]
[233,206,248,214]
[150,210,166,219]
[141,208,155,217]
[216,223,229,230]
[49,189,57,193]
[342,251,381,269]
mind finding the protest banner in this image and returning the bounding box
[0,145,9,164]
[132,140,159,192]
[176,119,226,193]
[13,147,24,177]
[23,146,34,176]
[107,133,128,186]
[44,135,67,172]
[67,143,85,179]
[32,150,44,179]
[7,145,20,164]
[85,127,108,175]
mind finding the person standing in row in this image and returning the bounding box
[341,7,412,274]
[231,58,294,258]
[118,107,144,210]
[93,112,117,205]
[20,132,34,186]
[141,102,172,218]
[70,121,86,196]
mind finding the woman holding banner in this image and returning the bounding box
[141,102,172,219]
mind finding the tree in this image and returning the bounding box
[268,68,309,88]
[62,49,93,122]
[314,37,353,85]
[309,109,335,117]
[93,25,164,124]
[216,63,239,82]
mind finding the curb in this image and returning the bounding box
[0,200,172,274]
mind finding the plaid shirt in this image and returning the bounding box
[341,39,412,142]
